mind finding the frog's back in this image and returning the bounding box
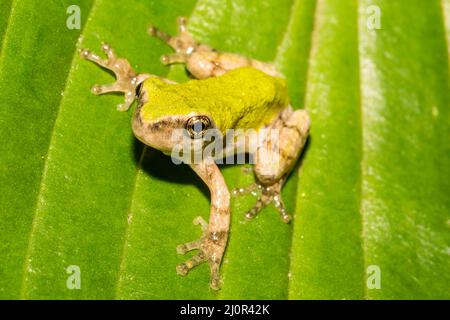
[141,67,289,131]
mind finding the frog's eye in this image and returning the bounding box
[186,115,212,138]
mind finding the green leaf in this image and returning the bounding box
[289,0,450,299]
[0,0,448,299]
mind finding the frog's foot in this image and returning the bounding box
[148,17,201,66]
[80,43,150,111]
[176,216,223,290]
[232,180,291,223]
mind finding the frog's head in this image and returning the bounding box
[131,78,215,156]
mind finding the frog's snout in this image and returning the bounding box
[132,111,190,155]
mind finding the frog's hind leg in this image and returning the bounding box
[80,43,150,111]
[232,107,310,223]
[148,17,280,79]
[148,17,199,65]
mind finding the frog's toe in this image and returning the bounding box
[231,182,261,197]
[176,216,207,255]
[272,193,292,223]
[177,246,222,290]
[148,25,172,43]
[160,53,187,65]
[91,83,120,95]
[176,248,221,290]
[100,42,116,59]
[233,181,292,223]
[244,190,273,220]
[148,16,199,65]
[148,16,190,41]
[176,251,207,276]
[80,43,116,69]
[176,239,201,254]
[176,16,188,33]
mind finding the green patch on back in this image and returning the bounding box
[140,67,289,131]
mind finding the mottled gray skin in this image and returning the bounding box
[81,17,310,290]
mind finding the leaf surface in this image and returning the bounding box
[0,0,448,299]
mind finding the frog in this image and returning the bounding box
[80,17,310,290]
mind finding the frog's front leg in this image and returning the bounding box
[233,107,310,223]
[80,43,150,111]
[176,159,230,290]
[149,17,280,79]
